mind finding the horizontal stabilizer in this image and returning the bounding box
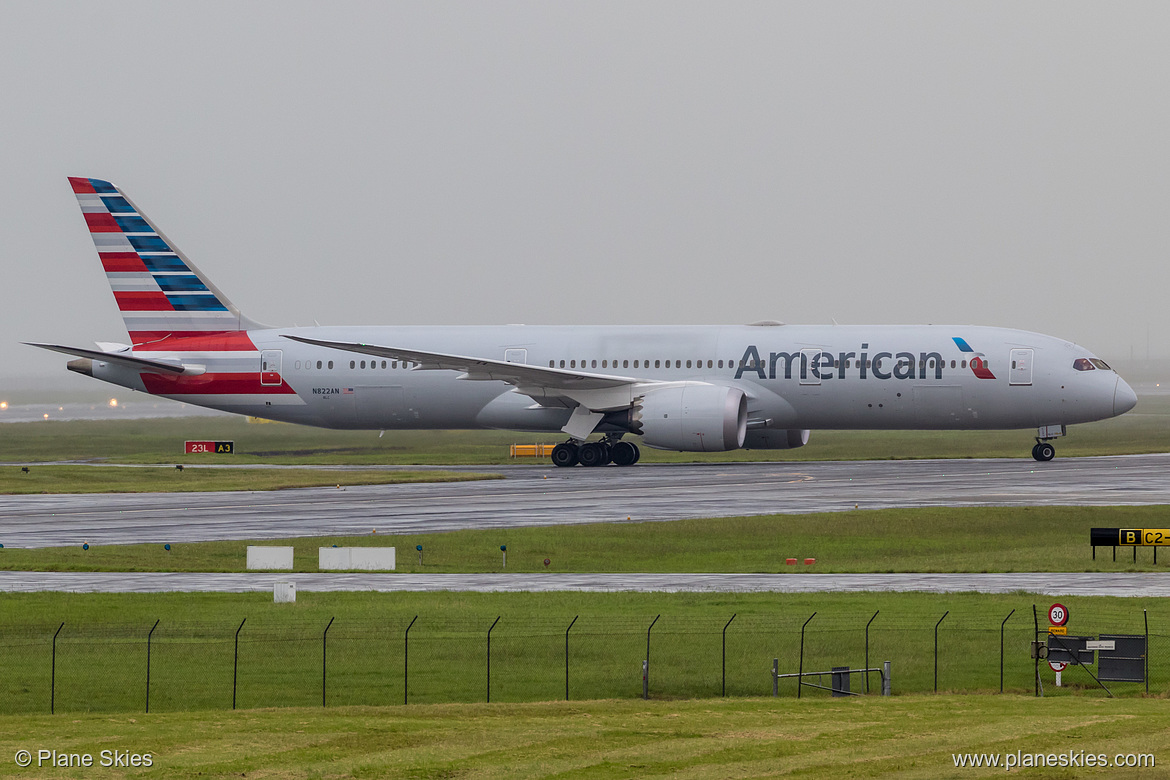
[25,343,192,374]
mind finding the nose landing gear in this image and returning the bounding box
[1031,441,1056,462]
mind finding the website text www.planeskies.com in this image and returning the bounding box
[953,750,1154,771]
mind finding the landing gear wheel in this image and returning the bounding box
[611,440,640,466]
[578,441,611,467]
[1032,442,1055,462]
[551,442,579,468]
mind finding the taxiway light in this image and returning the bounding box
[543,558,551,568]
[82,543,89,551]
[0,401,7,409]
[500,545,507,552]
[416,545,422,551]
[164,544,171,551]
[109,398,118,407]
[42,413,49,420]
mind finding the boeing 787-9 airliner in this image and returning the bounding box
[30,177,1138,466]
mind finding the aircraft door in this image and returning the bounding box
[799,349,822,385]
[260,350,283,386]
[1009,348,1033,386]
[504,349,527,364]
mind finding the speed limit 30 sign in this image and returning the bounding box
[1048,603,1069,626]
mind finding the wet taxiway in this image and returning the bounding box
[2,454,1168,549]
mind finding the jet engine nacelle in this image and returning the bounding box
[635,383,747,452]
[742,428,810,450]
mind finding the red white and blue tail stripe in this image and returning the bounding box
[69,177,260,349]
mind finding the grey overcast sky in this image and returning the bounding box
[3,2,1169,384]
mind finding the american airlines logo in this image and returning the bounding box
[734,339,996,382]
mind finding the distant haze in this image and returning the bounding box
[3,3,1168,389]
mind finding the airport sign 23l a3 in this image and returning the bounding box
[185,441,234,454]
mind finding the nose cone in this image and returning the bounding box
[1114,377,1138,416]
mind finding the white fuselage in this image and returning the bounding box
[85,323,1135,439]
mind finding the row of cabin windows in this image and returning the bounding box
[548,357,982,371]
[294,359,417,370]
[550,358,732,370]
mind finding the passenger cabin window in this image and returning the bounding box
[623,360,629,368]
[654,360,661,368]
[592,360,597,368]
[327,361,333,369]
[349,360,355,369]
[1073,358,1096,371]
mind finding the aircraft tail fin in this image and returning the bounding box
[68,177,265,349]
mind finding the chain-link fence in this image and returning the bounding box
[1,607,1161,714]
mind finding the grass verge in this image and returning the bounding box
[2,696,1168,779]
[4,505,1168,572]
[0,465,497,494]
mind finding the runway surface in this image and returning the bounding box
[2,454,1169,549]
[4,571,1169,596]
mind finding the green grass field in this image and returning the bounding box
[0,465,496,494]
[2,696,1168,779]
[0,590,1163,717]
[4,505,1167,572]
[3,404,1169,777]
[0,393,1167,466]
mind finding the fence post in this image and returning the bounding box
[1033,604,1040,698]
[772,658,778,697]
[1000,609,1015,694]
[934,611,949,693]
[882,661,891,696]
[50,622,64,715]
[797,612,816,699]
[722,614,736,697]
[146,619,160,713]
[644,614,660,700]
[404,615,418,705]
[565,615,578,701]
[322,617,334,707]
[487,616,500,703]
[865,610,879,694]
[1144,609,1149,695]
[233,618,246,710]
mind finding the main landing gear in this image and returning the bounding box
[1031,440,1056,462]
[550,438,641,468]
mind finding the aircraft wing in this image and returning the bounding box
[282,335,657,433]
[25,343,188,374]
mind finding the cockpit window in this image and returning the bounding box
[1090,358,1112,371]
[1073,358,1095,371]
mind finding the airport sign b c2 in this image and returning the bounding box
[1118,529,1170,546]
[185,440,234,454]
